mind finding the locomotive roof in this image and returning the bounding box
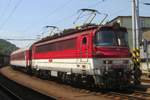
[34,24,98,44]
[33,23,127,45]
[11,48,29,55]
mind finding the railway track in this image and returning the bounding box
[18,71,150,100]
[131,91,150,100]
[107,91,149,100]
[2,66,150,100]
[0,74,55,100]
[75,87,150,100]
[2,78,149,100]
[0,82,23,100]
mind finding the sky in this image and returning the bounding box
[0,0,149,48]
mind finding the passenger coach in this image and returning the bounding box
[10,48,31,69]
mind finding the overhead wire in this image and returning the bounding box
[2,38,36,41]
[46,0,73,17]
[0,0,12,22]
[40,0,106,33]
[110,0,147,16]
[3,0,105,41]
[87,0,106,8]
[0,0,23,31]
[53,0,106,26]
[53,13,76,25]
[23,0,105,35]
[22,0,73,33]
[102,0,131,21]
[73,0,106,25]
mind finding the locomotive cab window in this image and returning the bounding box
[82,37,87,44]
[94,28,129,47]
[94,30,118,46]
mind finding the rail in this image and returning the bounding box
[0,82,23,100]
[76,88,150,100]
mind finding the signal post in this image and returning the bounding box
[132,0,142,85]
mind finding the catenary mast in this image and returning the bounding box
[132,0,140,49]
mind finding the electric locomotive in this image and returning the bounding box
[10,24,134,88]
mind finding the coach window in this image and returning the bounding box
[82,37,87,45]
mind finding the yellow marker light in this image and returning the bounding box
[132,53,136,57]
[136,52,140,57]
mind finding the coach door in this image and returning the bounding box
[80,35,89,62]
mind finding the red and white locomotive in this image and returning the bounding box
[11,24,134,88]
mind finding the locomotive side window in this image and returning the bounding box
[36,38,77,53]
[11,52,25,60]
[115,30,128,47]
[82,37,87,44]
[114,28,128,47]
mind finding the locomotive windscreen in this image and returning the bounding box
[94,30,118,46]
[94,28,128,47]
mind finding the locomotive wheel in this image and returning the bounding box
[57,72,63,82]
[70,74,78,86]
[41,70,50,79]
[62,72,67,83]
[38,70,43,78]
[26,67,33,75]
[86,75,95,88]
[34,70,41,78]
[58,72,67,83]
[11,65,14,69]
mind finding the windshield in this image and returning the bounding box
[94,30,128,47]
[94,31,118,46]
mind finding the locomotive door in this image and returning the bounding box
[80,35,89,62]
